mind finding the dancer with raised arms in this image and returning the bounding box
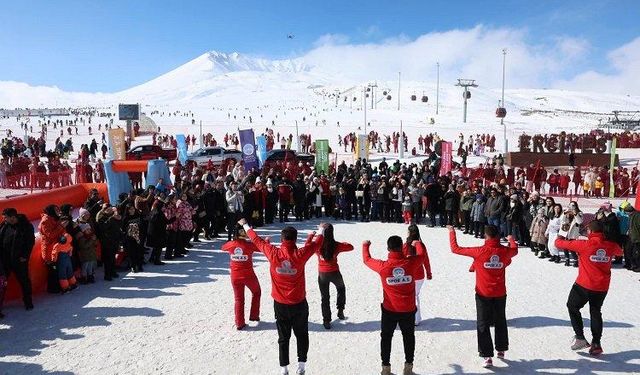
[448,225,518,369]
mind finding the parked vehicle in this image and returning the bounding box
[126,145,177,161]
[264,149,315,165]
[186,146,243,166]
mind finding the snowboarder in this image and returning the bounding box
[555,220,623,356]
[448,225,518,368]
[363,235,426,375]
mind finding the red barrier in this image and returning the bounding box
[111,160,149,173]
[1,183,108,301]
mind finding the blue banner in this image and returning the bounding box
[239,128,259,172]
[176,134,188,165]
[256,135,267,167]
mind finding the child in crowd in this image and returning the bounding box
[53,233,77,294]
[529,207,549,257]
[470,194,486,238]
[402,196,413,224]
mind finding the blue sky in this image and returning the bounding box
[0,0,638,92]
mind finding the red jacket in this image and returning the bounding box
[449,231,518,298]
[555,232,622,292]
[305,236,353,273]
[247,229,323,305]
[363,242,425,313]
[221,239,260,279]
[402,242,432,280]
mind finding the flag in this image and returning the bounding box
[239,128,259,171]
[439,141,452,176]
[315,139,330,174]
[609,137,617,199]
[176,134,188,165]
[256,135,268,167]
[108,128,126,160]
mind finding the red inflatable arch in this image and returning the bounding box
[1,183,108,301]
[110,160,149,173]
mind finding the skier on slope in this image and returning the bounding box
[555,220,623,356]
[448,224,518,369]
[363,235,426,375]
[221,224,262,330]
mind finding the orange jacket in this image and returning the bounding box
[52,233,73,262]
[38,214,66,263]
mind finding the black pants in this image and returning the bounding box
[101,246,116,279]
[474,221,485,237]
[47,263,61,293]
[567,283,608,344]
[427,208,438,227]
[7,260,32,307]
[165,230,177,258]
[380,305,415,366]
[476,294,508,358]
[624,242,640,269]
[274,300,309,367]
[227,212,240,241]
[411,202,421,224]
[279,202,290,222]
[318,271,346,322]
[463,211,472,232]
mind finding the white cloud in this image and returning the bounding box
[302,26,599,90]
[555,36,640,94]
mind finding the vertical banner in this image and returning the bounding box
[609,137,617,199]
[315,139,329,174]
[108,128,126,160]
[256,135,268,167]
[439,141,452,176]
[176,134,188,165]
[239,128,259,171]
[355,134,369,161]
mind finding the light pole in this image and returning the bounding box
[501,48,508,153]
[397,72,401,111]
[436,62,440,115]
[455,79,478,123]
[363,86,367,135]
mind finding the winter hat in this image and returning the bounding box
[475,194,484,201]
[510,194,518,201]
[621,201,634,212]
[78,208,90,218]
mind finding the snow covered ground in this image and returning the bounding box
[1,220,639,375]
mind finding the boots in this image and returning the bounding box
[381,365,391,375]
[337,309,346,320]
[403,363,414,375]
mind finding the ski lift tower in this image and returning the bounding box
[455,79,478,123]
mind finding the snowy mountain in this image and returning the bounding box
[0,50,638,128]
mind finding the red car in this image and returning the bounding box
[126,145,177,161]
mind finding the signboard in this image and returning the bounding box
[239,129,259,171]
[108,128,126,160]
[118,104,140,121]
[315,139,330,174]
[439,141,452,176]
[518,134,607,154]
[355,134,369,161]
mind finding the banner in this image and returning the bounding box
[439,141,452,177]
[176,134,188,165]
[108,128,127,160]
[315,139,330,174]
[256,135,268,167]
[239,128,259,171]
[355,134,369,161]
[609,137,617,199]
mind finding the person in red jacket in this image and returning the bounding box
[402,224,432,326]
[448,224,517,369]
[555,220,623,356]
[304,223,353,329]
[363,235,426,375]
[240,218,325,375]
[221,224,262,330]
